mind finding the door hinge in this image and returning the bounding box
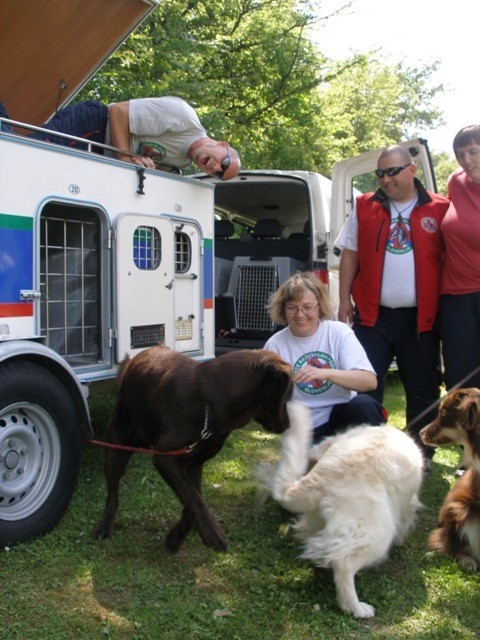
[109,327,117,347]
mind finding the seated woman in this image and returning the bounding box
[264,271,386,443]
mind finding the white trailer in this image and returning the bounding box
[0,0,218,547]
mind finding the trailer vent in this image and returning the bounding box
[130,324,165,349]
[175,318,193,341]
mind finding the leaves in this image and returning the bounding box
[79,1,447,174]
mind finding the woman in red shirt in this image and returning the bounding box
[440,125,480,390]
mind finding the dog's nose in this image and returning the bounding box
[419,426,430,443]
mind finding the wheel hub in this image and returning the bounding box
[4,449,20,470]
[0,411,44,507]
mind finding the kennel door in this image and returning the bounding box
[114,213,175,361]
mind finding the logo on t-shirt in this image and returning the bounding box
[387,215,412,255]
[137,141,167,163]
[294,351,335,395]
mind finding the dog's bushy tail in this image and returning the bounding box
[271,402,312,499]
[256,401,314,511]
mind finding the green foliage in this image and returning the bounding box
[315,55,445,173]
[78,2,445,175]
[432,151,457,196]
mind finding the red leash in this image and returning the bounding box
[85,406,212,457]
[86,439,192,456]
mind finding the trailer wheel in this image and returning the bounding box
[0,361,82,547]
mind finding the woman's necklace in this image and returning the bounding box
[390,195,417,217]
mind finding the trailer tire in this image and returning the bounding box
[0,361,82,548]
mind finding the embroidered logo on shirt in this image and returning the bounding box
[294,351,335,394]
[387,216,412,255]
[420,217,438,233]
[137,141,167,162]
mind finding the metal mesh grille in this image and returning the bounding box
[175,318,193,340]
[234,265,279,331]
[133,226,161,270]
[175,231,191,273]
[40,207,100,365]
[130,324,165,349]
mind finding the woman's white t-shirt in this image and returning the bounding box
[264,320,375,427]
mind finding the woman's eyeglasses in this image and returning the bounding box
[284,303,319,315]
[374,163,412,178]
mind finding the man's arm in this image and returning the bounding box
[108,101,155,169]
[338,248,359,324]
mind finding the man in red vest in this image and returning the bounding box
[336,145,449,470]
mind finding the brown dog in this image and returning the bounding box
[93,346,293,552]
[420,388,480,570]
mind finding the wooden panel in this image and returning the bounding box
[0,0,156,127]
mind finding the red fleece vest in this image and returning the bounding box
[352,191,448,333]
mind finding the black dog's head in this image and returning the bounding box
[252,351,293,434]
[199,349,293,436]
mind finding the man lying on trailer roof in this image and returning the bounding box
[0,96,241,180]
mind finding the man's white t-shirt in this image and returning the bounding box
[264,320,375,427]
[107,96,207,170]
[335,197,418,308]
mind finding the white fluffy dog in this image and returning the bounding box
[262,402,423,618]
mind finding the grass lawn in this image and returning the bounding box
[1,372,479,639]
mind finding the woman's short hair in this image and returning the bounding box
[453,125,480,155]
[267,271,334,325]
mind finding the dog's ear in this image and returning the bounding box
[459,391,480,432]
[263,362,293,404]
[452,389,469,408]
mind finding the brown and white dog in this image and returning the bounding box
[420,387,480,571]
[259,403,423,618]
[93,346,293,552]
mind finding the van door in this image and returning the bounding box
[329,138,436,277]
[114,213,175,361]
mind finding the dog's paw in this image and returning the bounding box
[202,530,229,553]
[457,555,479,572]
[348,602,376,618]
[91,523,114,540]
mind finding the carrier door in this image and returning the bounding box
[173,221,203,353]
[114,214,175,361]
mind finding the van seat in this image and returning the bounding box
[253,218,283,239]
[215,219,235,239]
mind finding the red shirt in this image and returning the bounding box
[441,169,480,295]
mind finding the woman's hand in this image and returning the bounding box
[294,367,377,392]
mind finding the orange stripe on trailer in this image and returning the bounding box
[0,302,33,317]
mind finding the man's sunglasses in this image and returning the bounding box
[374,162,412,178]
[215,148,231,179]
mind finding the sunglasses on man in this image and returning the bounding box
[374,162,412,178]
[215,148,231,179]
